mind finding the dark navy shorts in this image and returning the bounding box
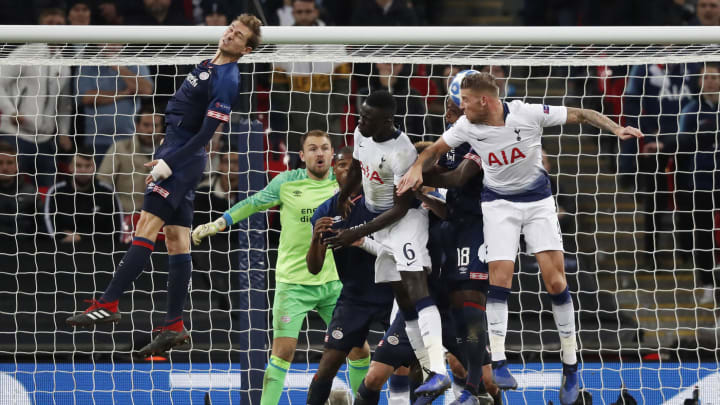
[324,298,391,353]
[373,310,463,369]
[142,155,206,228]
[441,216,489,293]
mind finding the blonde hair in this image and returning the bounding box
[461,72,499,97]
[234,14,263,50]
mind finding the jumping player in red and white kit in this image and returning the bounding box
[398,72,643,405]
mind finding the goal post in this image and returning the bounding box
[1,25,719,404]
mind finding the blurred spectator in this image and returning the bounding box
[192,144,241,310]
[691,0,720,25]
[67,0,92,25]
[272,0,294,25]
[43,148,122,252]
[97,104,164,214]
[0,7,71,188]
[351,0,418,26]
[76,45,153,160]
[357,63,426,142]
[0,141,37,249]
[201,0,229,26]
[126,0,191,25]
[270,0,350,160]
[676,63,720,302]
[622,62,694,266]
[481,65,517,99]
[96,0,124,25]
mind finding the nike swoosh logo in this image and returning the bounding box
[558,323,570,327]
[406,260,417,266]
[489,321,502,326]
[477,138,487,142]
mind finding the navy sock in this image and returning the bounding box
[355,381,380,405]
[101,237,154,303]
[164,253,192,328]
[306,374,333,405]
[463,302,488,395]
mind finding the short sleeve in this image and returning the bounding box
[311,195,336,227]
[441,117,468,148]
[520,101,567,127]
[391,142,418,186]
[206,68,238,123]
[352,127,361,160]
[463,149,483,168]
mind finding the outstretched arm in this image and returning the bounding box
[396,138,452,195]
[191,172,285,245]
[423,158,482,190]
[565,107,643,140]
[325,187,414,249]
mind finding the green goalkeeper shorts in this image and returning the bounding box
[272,280,342,339]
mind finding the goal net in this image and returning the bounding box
[1,25,719,404]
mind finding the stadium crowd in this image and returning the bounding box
[0,0,719,352]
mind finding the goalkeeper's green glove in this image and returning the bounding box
[191,217,227,246]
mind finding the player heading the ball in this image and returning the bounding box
[66,15,263,359]
[397,71,642,405]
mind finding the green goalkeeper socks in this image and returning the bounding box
[261,355,290,405]
[347,356,371,396]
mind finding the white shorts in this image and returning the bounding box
[373,207,432,284]
[481,196,563,263]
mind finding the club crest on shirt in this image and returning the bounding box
[199,71,210,80]
[387,335,399,346]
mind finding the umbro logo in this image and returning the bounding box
[292,190,303,197]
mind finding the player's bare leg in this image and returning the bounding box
[355,361,395,405]
[307,343,370,404]
[536,249,579,405]
[66,211,165,328]
[135,225,192,358]
[486,260,516,390]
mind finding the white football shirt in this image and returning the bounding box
[442,100,567,195]
[353,126,417,212]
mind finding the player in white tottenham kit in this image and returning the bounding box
[398,72,643,405]
[325,90,451,401]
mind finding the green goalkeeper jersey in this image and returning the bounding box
[222,168,339,285]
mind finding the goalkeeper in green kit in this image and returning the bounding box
[192,130,371,405]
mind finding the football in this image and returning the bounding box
[448,69,480,107]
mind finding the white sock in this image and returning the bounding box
[486,299,508,362]
[552,301,578,365]
[417,305,447,375]
[388,385,410,405]
[452,380,465,398]
[405,318,430,378]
